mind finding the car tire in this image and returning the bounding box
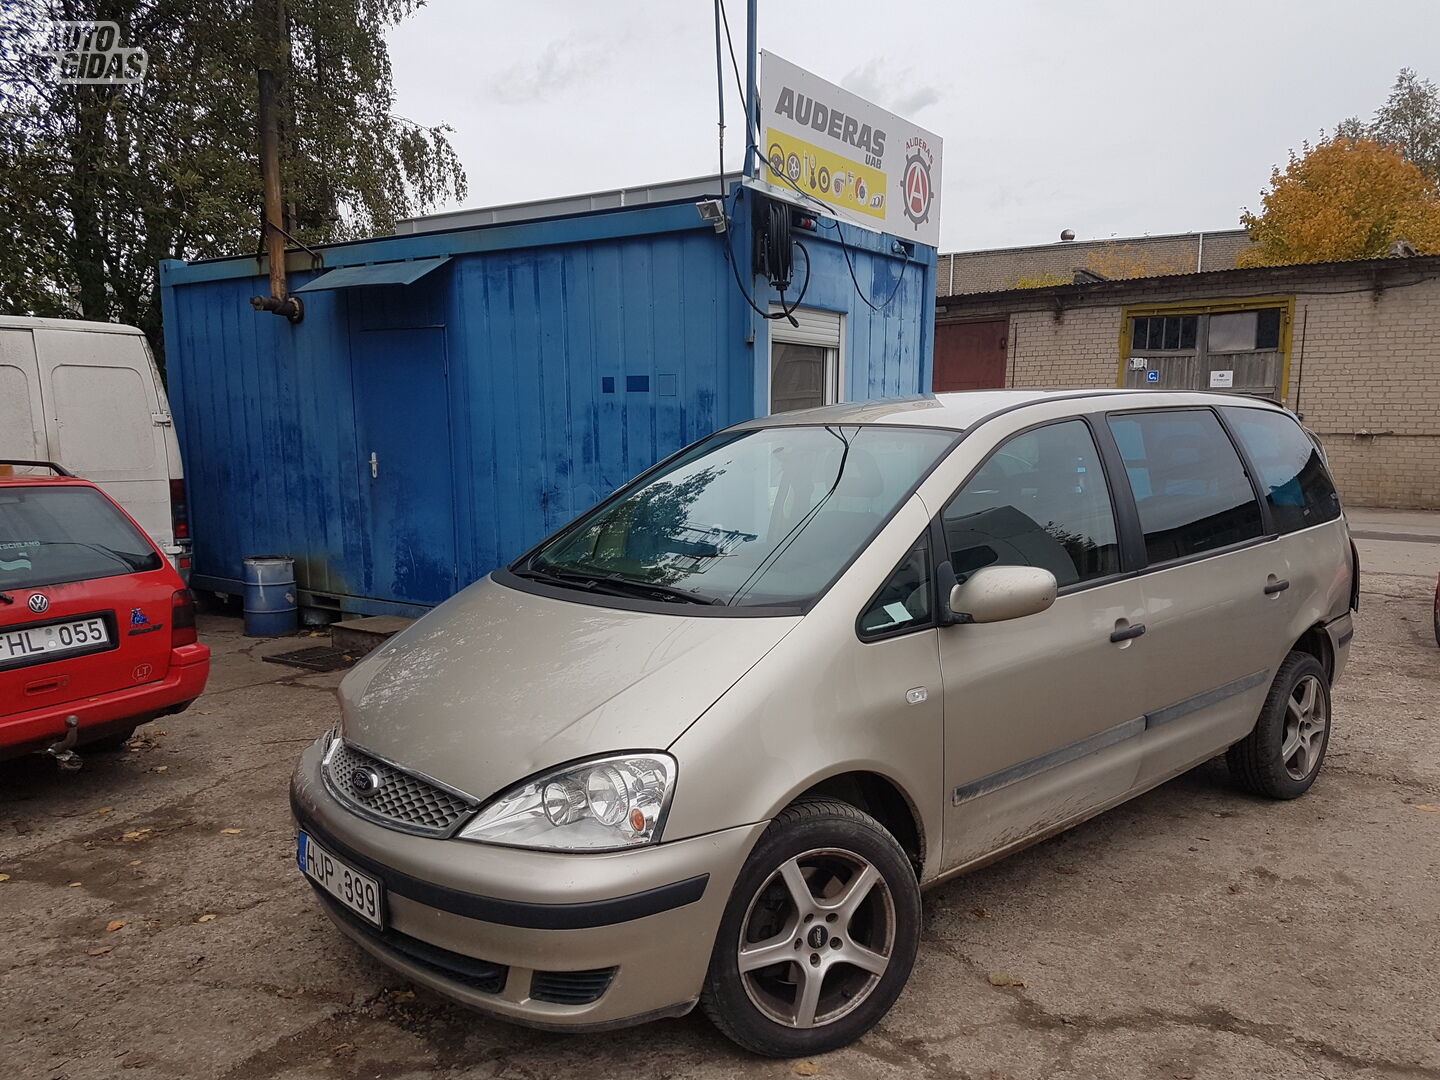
[83,726,136,753]
[1226,651,1331,799]
[699,797,920,1057]
[1432,575,1439,648]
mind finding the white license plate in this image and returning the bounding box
[298,832,383,927]
[0,617,109,665]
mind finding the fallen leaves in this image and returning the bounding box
[67,881,82,888]
[793,1062,822,1077]
[987,972,1026,988]
[150,765,168,773]
[105,919,126,933]
[970,907,992,919]
[219,828,243,835]
[387,989,415,1003]
[1415,804,1440,813]
[196,914,218,923]
[127,860,142,867]
[93,807,113,815]
[121,828,153,842]
[0,874,9,883]
[88,946,113,957]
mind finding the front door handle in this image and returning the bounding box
[368,451,378,479]
[1264,578,1290,595]
[1110,622,1146,643]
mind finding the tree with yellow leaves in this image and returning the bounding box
[1238,137,1440,267]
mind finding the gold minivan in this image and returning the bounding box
[291,390,1356,1056]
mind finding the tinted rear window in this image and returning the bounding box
[1221,408,1342,533]
[0,486,162,590]
[1108,410,1263,564]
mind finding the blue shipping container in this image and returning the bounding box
[161,184,936,616]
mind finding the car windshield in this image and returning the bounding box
[522,424,958,610]
[0,486,162,590]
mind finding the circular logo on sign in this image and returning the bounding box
[27,593,49,614]
[351,767,384,799]
[903,152,933,228]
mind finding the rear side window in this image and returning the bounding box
[0,486,161,590]
[1221,408,1342,533]
[942,420,1121,588]
[1108,410,1263,564]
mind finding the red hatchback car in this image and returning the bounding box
[1,461,210,766]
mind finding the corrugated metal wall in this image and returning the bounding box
[161,194,935,614]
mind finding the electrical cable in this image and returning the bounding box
[825,216,912,312]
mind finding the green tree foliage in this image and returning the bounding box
[0,1,466,363]
[1337,68,1440,181]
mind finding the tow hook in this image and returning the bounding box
[44,715,83,771]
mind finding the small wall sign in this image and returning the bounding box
[1209,370,1234,388]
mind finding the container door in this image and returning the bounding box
[350,327,457,606]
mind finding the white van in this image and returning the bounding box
[0,316,190,575]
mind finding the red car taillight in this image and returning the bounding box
[170,478,190,541]
[172,589,197,647]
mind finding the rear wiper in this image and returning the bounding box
[520,565,722,606]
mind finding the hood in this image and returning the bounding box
[336,576,798,802]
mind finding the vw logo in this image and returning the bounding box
[28,593,49,614]
[351,767,384,800]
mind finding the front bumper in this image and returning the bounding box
[290,738,764,1030]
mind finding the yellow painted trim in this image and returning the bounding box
[1116,296,1296,404]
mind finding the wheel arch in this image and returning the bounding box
[790,770,926,876]
[1290,623,1335,681]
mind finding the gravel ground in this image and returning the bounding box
[2,558,1437,1080]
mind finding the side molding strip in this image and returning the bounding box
[1143,669,1270,730]
[951,669,1272,807]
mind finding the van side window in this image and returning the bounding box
[1107,410,1263,564]
[858,534,933,638]
[1220,408,1342,533]
[941,420,1120,588]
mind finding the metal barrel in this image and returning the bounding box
[242,555,297,637]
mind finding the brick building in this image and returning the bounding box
[933,255,1440,509]
[939,229,1250,295]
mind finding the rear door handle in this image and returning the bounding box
[1264,579,1290,595]
[1110,622,1146,643]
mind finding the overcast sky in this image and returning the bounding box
[387,0,1439,252]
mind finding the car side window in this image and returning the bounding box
[1107,409,1264,564]
[941,420,1121,588]
[1220,407,1342,533]
[858,534,932,638]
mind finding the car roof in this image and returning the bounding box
[0,475,98,489]
[0,314,146,335]
[733,389,1290,431]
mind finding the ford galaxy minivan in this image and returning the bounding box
[291,390,1356,1056]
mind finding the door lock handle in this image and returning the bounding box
[368,452,378,479]
[1110,622,1146,643]
[1263,579,1290,595]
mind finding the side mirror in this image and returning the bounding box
[947,565,1058,625]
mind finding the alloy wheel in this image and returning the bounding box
[1281,673,1328,781]
[736,847,895,1029]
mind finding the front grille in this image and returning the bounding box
[315,888,508,994]
[530,967,618,1005]
[323,738,475,836]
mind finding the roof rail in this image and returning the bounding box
[0,459,75,477]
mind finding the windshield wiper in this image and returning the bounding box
[519,564,722,606]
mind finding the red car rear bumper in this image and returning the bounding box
[1,643,211,758]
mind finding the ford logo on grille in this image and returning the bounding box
[351,767,384,799]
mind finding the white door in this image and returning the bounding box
[0,329,46,465]
[33,329,175,550]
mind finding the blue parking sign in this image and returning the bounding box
[1145,369,1160,383]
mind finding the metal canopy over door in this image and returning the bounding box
[933,319,1008,391]
[350,326,457,605]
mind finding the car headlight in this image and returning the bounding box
[457,753,677,852]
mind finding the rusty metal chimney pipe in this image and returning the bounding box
[250,0,303,323]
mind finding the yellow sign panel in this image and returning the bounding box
[763,127,887,221]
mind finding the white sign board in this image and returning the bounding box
[758,51,943,248]
[1209,370,1234,388]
